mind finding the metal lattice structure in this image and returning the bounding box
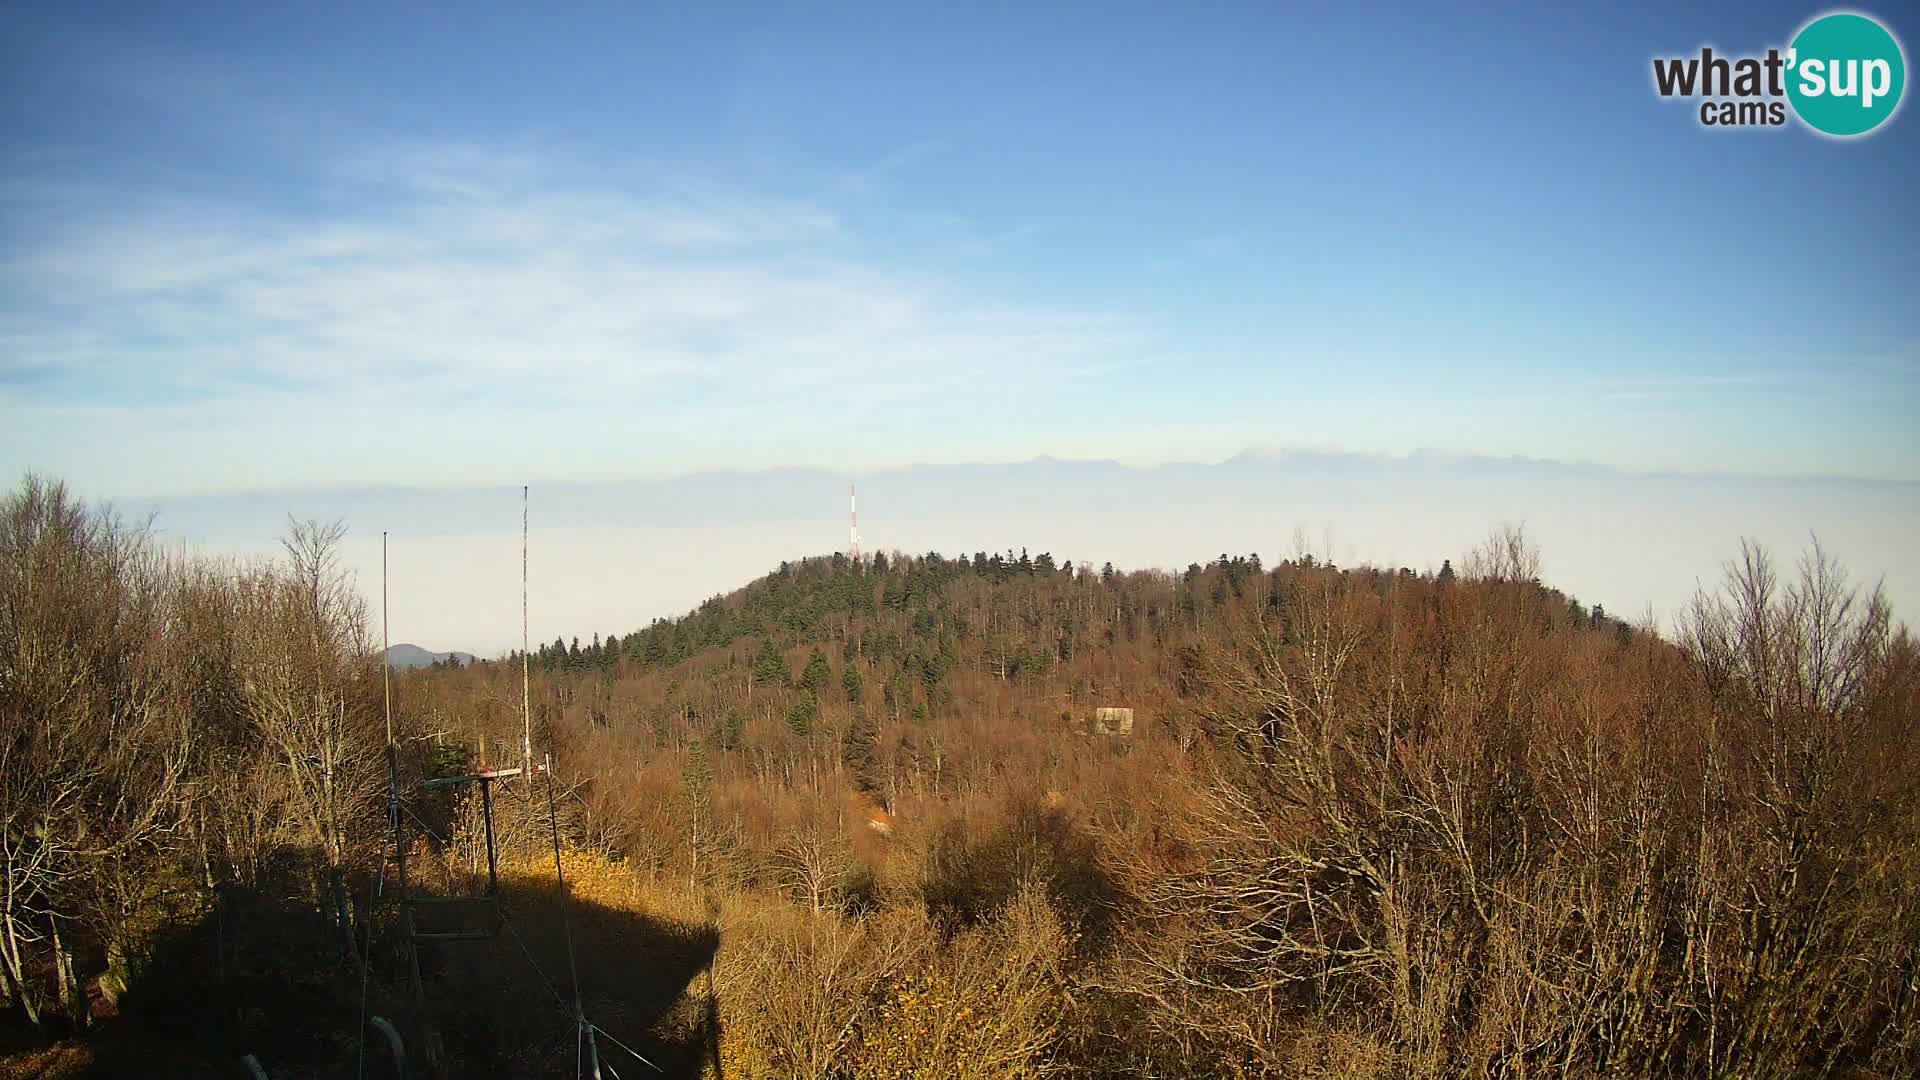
[361,492,657,1080]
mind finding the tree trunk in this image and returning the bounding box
[1,912,44,1031]
[51,915,88,1028]
[201,837,228,981]
[689,815,700,897]
[332,865,356,961]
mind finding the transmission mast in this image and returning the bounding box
[849,483,861,563]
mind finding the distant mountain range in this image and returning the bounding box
[385,643,477,670]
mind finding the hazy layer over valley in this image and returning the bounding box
[137,450,1919,654]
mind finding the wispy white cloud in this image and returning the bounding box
[1,140,1148,490]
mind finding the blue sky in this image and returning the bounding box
[3,1,1916,496]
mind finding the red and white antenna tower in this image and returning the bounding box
[849,483,861,563]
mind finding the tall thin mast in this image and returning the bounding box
[849,483,860,563]
[521,485,532,776]
[521,481,594,1072]
[382,531,393,747]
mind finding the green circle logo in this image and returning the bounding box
[1787,12,1906,136]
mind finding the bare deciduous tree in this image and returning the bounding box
[231,518,382,959]
[772,825,857,915]
[1463,521,1542,583]
[0,478,189,1028]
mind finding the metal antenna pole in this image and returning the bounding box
[383,531,393,746]
[523,485,533,777]
[359,532,398,1080]
[523,486,594,1075]
[378,530,430,1069]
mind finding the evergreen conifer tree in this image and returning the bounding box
[785,693,817,737]
[752,637,789,686]
[800,649,832,691]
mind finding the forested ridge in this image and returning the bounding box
[3,474,1917,1078]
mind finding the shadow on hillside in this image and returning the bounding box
[30,867,720,1080]
[420,867,721,1079]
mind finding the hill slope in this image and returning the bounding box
[389,540,1916,1076]
[385,642,476,670]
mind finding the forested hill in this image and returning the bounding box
[411,542,1644,837]
[512,546,1631,686]
[381,532,1920,1077]
[402,538,1649,881]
